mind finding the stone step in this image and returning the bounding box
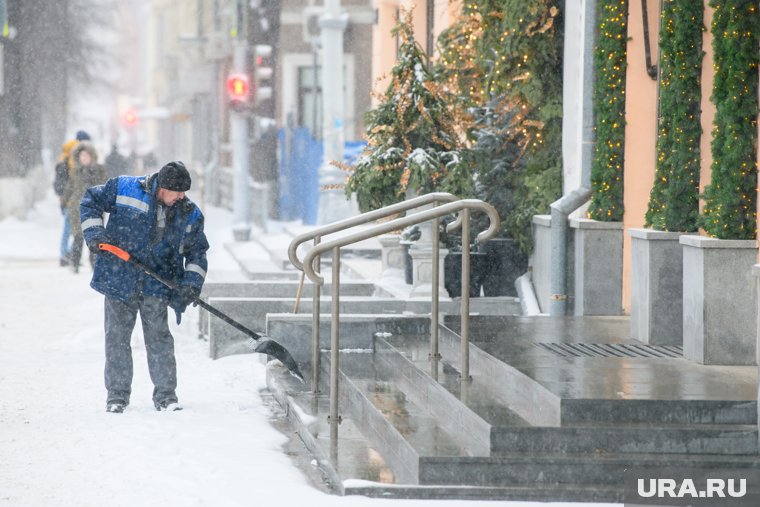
[489,424,758,455]
[268,360,629,501]
[334,350,758,492]
[264,361,397,492]
[207,296,439,359]
[374,334,759,456]
[560,398,757,426]
[201,280,377,299]
[334,354,469,484]
[373,335,530,456]
[439,316,758,427]
[342,482,624,503]
[419,452,760,488]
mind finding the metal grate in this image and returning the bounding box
[536,342,683,359]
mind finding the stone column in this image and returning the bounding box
[378,234,405,280]
[408,245,449,298]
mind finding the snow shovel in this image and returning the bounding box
[98,243,305,382]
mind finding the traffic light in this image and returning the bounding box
[123,108,138,127]
[226,73,250,111]
[252,44,273,107]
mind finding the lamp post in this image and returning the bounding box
[316,0,352,224]
[230,11,251,241]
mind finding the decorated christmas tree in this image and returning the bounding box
[342,8,470,213]
[435,0,563,253]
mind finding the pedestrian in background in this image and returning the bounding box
[64,141,107,272]
[80,161,209,413]
[53,130,91,266]
[104,143,128,180]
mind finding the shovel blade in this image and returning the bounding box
[249,338,304,382]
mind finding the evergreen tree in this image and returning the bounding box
[435,1,563,253]
[342,8,470,212]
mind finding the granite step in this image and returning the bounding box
[419,452,760,487]
[440,315,758,427]
[378,333,759,456]
[268,359,627,501]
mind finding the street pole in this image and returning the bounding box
[231,40,251,241]
[316,0,352,224]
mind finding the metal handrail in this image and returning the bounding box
[287,192,460,271]
[301,199,500,436]
[287,192,460,393]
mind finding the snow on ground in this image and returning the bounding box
[0,188,619,507]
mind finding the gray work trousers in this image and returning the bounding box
[104,295,178,407]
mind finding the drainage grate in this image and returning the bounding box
[536,342,683,359]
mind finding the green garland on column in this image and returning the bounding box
[589,0,628,222]
[644,0,704,232]
[700,0,759,239]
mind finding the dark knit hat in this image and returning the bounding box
[75,130,91,141]
[157,161,191,192]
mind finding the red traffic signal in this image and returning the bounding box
[252,45,273,106]
[123,108,138,126]
[226,73,250,102]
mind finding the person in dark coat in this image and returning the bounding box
[80,161,209,413]
[104,143,128,179]
[53,138,79,266]
[64,142,107,272]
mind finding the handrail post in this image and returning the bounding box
[299,199,502,397]
[329,246,341,440]
[311,236,321,393]
[460,208,472,381]
[430,203,441,359]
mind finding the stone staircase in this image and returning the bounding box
[265,317,759,502]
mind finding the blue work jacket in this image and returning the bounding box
[80,174,209,308]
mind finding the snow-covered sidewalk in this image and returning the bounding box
[0,189,618,507]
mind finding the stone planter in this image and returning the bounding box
[754,264,760,367]
[530,215,552,312]
[569,218,623,316]
[629,228,692,346]
[444,251,488,298]
[480,238,527,297]
[680,236,757,365]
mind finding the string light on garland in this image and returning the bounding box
[645,0,704,232]
[700,0,759,239]
[589,0,628,222]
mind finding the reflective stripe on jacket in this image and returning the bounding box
[80,174,209,302]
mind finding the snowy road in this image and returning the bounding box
[0,191,617,507]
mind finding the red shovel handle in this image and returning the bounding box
[99,243,131,262]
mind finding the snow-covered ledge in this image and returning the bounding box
[0,166,48,219]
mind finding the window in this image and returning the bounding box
[298,64,321,138]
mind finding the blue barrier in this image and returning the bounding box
[278,128,365,225]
